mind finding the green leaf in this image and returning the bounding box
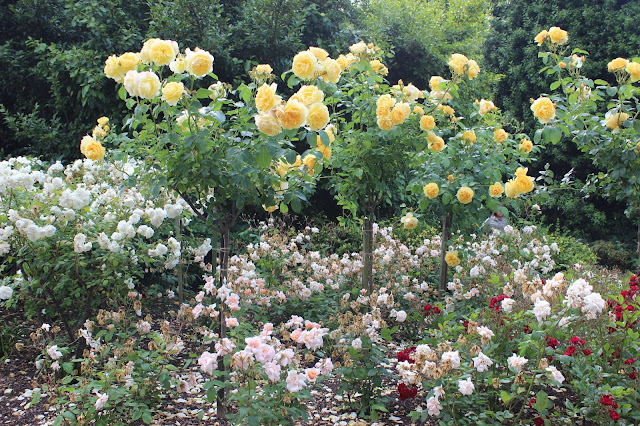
[291,197,301,213]
[500,391,512,404]
[442,192,452,205]
[280,203,289,214]
[255,148,271,169]
[542,126,562,144]
[63,362,74,374]
[142,411,152,424]
[535,390,550,414]
[550,80,561,91]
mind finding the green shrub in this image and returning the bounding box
[548,233,598,270]
[591,240,636,272]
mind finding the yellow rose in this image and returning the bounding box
[558,61,567,69]
[317,124,336,145]
[376,106,391,118]
[605,112,630,130]
[437,104,455,117]
[413,105,425,115]
[255,112,282,136]
[306,102,330,131]
[448,174,454,182]
[263,204,278,213]
[303,154,317,176]
[548,27,568,45]
[444,251,460,267]
[309,46,329,61]
[146,39,179,66]
[281,100,308,130]
[401,212,418,230]
[92,126,106,139]
[530,97,556,124]
[515,167,528,177]
[349,41,367,55]
[376,94,396,109]
[467,59,480,79]
[489,182,504,198]
[292,50,318,80]
[274,159,291,177]
[97,117,109,127]
[420,115,436,131]
[336,54,351,71]
[161,81,184,106]
[505,180,518,198]
[626,62,640,82]
[295,85,324,106]
[255,64,273,75]
[462,130,476,143]
[448,53,469,75]
[457,186,474,204]
[390,102,411,125]
[608,57,629,72]
[169,55,187,73]
[520,139,533,153]
[118,52,141,73]
[256,83,281,112]
[403,83,422,102]
[104,55,120,81]
[208,82,227,101]
[184,48,214,78]
[369,59,388,75]
[423,182,439,199]
[427,131,445,152]
[494,128,508,143]
[104,53,140,83]
[377,116,394,130]
[479,99,497,115]
[323,58,342,84]
[514,174,534,194]
[80,135,105,160]
[316,142,332,160]
[429,76,445,90]
[136,71,161,99]
[534,30,548,46]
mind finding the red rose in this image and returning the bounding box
[609,410,620,421]
[547,338,559,349]
[600,394,614,406]
[583,349,592,355]
[563,346,576,356]
[397,383,418,400]
[625,358,636,364]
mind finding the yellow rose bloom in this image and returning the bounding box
[448,53,469,75]
[256,83,281,112]
[97,117,109,127]
[423,182,439,199]
[336,54,349,70]
[92,126,106,139]
[467,60,480,79]
[118,52,141,73]
[391,102,411,125]
[403,83,422,102]
[448,174,454,182]
[255,64,273,75]
[605,112,630,130]
[608,57,629,72]
[376,106,391,118]
[104,55,120,81]
[462,130,476,144]
[444,251,460,267]
[514,174,534,194]
[309,46,329,61]
[349,41,367,55]
[531,97,556,124]
[369,59,388,75]
[208,82,227,101]
[534,30,548,46]
[292,50,318,80]
[548,27,568,45]
[494,128,508,143]
[626,61,640,82]
[316,124,336,145]
[184,48,214,78]
[429,76,445,90]
[136,71,161,99]
[420,115,436,131]
[255,112,282,136]
[427,131,445,152]
[377,115,395,130]
[437,104,455,117]
[505,180,518,198]
[479,99,497,115]
[263,204,278,213]
[295,85,324,106]
[147,39,179,66]
[104,53,140,83]
[323,58,342,84]
[376,94,396,109]
[281,99,308,130]
[489,182,504,198]
[303,154,317,176]
[401,212,418,230]
[457,186,474,204]
[520,139,533,153]
[306,102,330,131]
[80,135,105,160]
[414,105,425,115]
[169,55,187,74]
[161,81,184,106]
[316,142,332,160]
[274,159,291,177]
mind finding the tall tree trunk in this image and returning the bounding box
[362,213,374,295]
[176,218,184,304]
[438,211,453,296]
[217,223,230,419]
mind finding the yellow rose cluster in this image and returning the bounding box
[504,167,534,198]
[608,58,640,82]
[254,83,330,135]
[80,116,109,161]
[477,99,498,115]
[401,212,419,229]
[534,26,568,46]
[447,54,480,80]
[429,76,453,101]
[375,93,412,130]
[605,111,630,132]
[292,46,344,83]
[530,97,556,124]
[104,52,141,83]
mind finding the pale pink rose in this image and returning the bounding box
[225,317,239,327]
[204,276,215,294]
[458,377,475,395]
[192,303,204,319]
[427,396,443,416]
[263,361,281,382]
[245,336,262,352]
[47,345,62,360]
[226,293,240,311]
[351,338,362,349]
[290,328,303,343]
[95,391,109,411]
[254,344,276,363]
[395,310,407,322]
[305,368,319,382]
[315,358,334,375]
[285,370,307,393]
[195,291,205,302]
[232,350,253,371]
[215,338,236,356]
[198,351,218,375]
[275,348,295,367]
